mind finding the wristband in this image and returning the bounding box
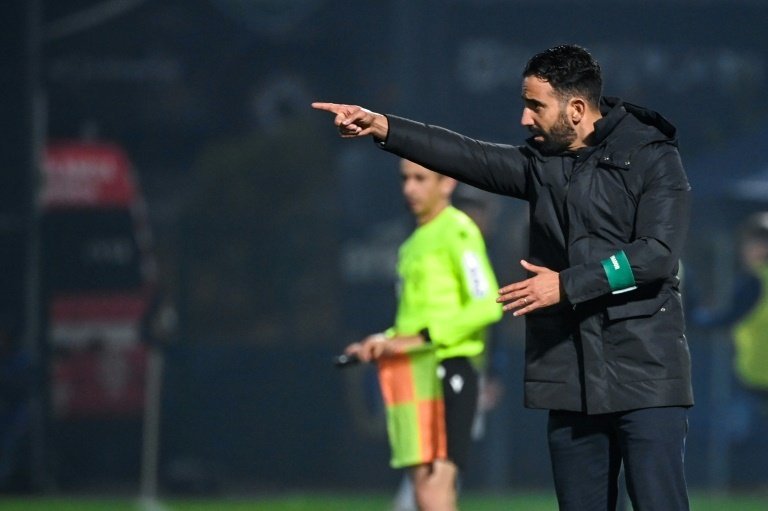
[601,250,637,294]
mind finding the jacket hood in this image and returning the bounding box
[601,96,678,142]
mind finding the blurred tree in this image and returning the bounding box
[181,117,340,346]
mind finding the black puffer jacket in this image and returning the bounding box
[379,97,693,414]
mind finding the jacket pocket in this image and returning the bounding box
[605,294,670,321]
[603,292,687,383]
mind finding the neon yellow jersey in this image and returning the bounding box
[732,265,768,389]
[386,206,503,361]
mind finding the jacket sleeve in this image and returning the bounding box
[560,146,691,304]
[378,115,531,199]
[427,226,503,347]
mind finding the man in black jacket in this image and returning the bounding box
[313,44,693,511]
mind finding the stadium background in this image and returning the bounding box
[2,0,768,507]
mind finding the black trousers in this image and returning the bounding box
[439,357,478,470]
[547,406,690,511]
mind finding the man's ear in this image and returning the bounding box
[569,98,587,124]
[442,177,457,198]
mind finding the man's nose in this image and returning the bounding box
[520,108,533,127]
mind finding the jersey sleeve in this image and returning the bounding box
[425,223,503,347]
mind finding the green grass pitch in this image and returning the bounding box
[1,491,767,510]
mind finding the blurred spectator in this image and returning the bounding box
[692,212,768,441]
[693,212,768,388]
[0,326,32,492]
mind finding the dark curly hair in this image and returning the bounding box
[523,44,602,108]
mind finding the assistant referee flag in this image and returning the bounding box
[377,345,446,468]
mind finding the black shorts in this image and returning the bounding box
[438,357,479,470]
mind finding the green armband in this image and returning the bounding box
[601,250,637,294]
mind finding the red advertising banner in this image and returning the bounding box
[41,141,138,209]
[42,140,153,419]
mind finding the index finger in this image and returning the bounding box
[311,102,343,114]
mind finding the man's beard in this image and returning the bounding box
[533,110,577,155]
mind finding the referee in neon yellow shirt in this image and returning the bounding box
[345,159,502,511]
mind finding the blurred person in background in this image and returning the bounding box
[391,184,512,511]
[692,212,768,442]
[315,43,693,511]
[344,159,502,511]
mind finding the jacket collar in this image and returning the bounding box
[593,97,627,144]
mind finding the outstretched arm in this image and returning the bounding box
[311,102,390,140]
